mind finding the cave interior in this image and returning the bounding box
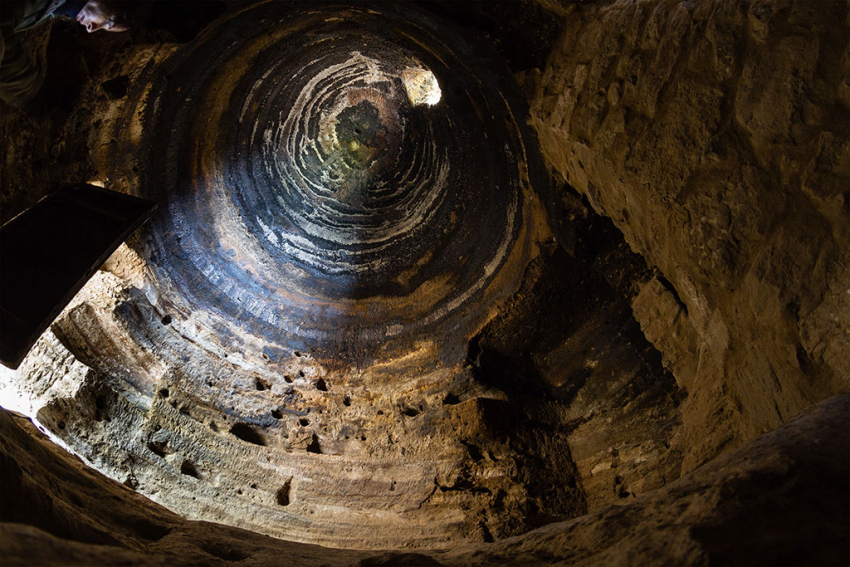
[0,0,848,565]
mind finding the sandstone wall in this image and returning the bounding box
[2,2,849,560]
[4,394,847,566]
[530,0,850,471]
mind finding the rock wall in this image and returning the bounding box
[3,394,847,565]
[0,1,687,547]
[2,0,849,562]
[530,0,850,471]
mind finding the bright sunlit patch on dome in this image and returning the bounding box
[402,67,441,106]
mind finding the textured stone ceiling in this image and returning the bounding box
[124,1,547,367]
[7,1,573,550]
[3,0,846,562]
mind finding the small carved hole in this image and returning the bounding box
[147,441,167,458]
[306,434,322,454]
[230,423,266,446]
[180,460,200,478]
[276,479,292,506]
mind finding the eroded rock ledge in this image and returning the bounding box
[528,0,850,470]
[2,395,846,566]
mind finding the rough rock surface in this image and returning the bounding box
[0,0,687,549]
[529,0,850,471]
[448,394,850,566]
[1,0,848,563]
[3,214,681,547]
[2,395,847,565]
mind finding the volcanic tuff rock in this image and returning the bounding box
[2,395,846,565]
[1,0,848,563]
[528,0,850,471]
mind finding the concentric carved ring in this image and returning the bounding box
[134,2,547,365]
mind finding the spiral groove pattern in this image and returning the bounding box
[135,2,547,364]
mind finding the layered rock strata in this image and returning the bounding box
[528,0,850,471]
[2,395,846,565]
[0,0,847,561]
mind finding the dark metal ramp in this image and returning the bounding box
[1,185,156,369]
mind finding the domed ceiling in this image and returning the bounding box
[18,1,574,549]
[129,1,548,367]
[2,0,848,562]
[6,0,684,552]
